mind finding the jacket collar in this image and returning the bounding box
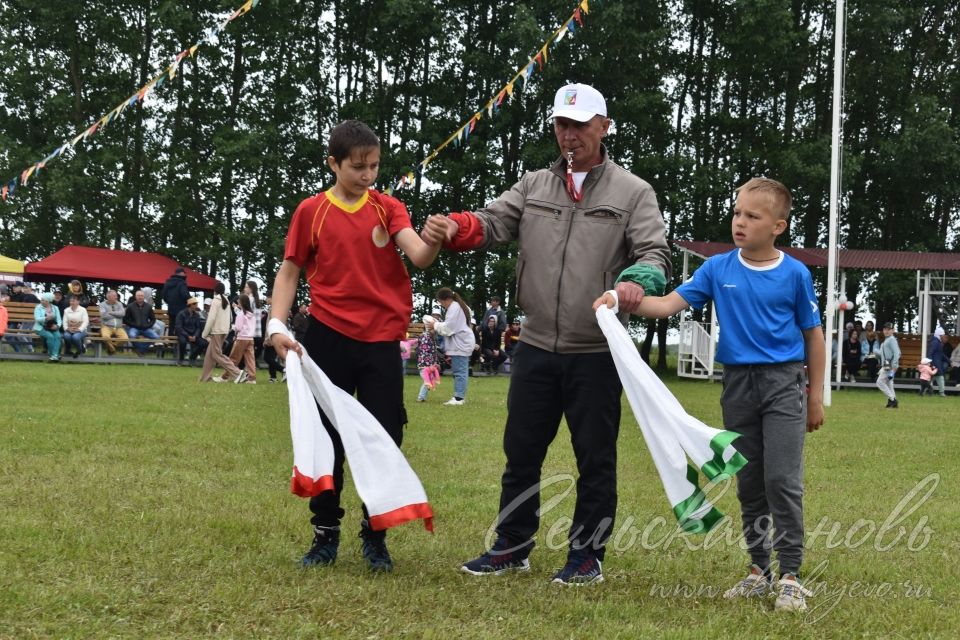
[549,144,610,182]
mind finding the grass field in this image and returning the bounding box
[1,360,957,639]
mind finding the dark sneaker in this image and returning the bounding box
[300,526,340,567]
[551,548,603,586]
[359,521,393,573]
[460,537,531,576]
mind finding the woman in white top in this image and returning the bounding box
[434,287,475,405]
[243,280,263,362]
[199,282,243,382]
[61,295,90,358]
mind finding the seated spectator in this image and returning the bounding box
[503,318,522,359]
[124,289,159,357]
[860,321,881,379]
[98,290,130,355]
[842,329,862,382]
[66,279,92,307]
[949,341,960,387]
[175,297,208,365]
[54,290,67,314]
[20,284,39,304]
[0,285,8,337]
[480,315,507,374]
[33,292,62,362]
[3,283,34,353]
[142,286,157,308]
[61,295,90,358]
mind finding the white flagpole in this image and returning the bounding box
[823,0,846,407]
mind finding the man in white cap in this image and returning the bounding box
[432,83,671,585]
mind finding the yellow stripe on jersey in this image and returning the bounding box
[325,188,369,213]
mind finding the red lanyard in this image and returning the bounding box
[565,151,583,202]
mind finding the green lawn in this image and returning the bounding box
[1,361,957,638]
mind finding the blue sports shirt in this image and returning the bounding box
[674,250,821,365]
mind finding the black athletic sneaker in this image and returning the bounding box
[460,536,531,575]
[551,548,603,586]
[300,525,340,567]
[359,520,393,573]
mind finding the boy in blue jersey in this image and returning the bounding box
[594,177,825,611]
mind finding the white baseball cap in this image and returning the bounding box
[548,83,607,122]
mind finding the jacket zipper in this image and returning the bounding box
[554,204,577,351]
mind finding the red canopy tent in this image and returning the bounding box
[24,245,219,293]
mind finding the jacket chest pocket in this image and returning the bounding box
[580,207,626,226]
[523,201,562,220]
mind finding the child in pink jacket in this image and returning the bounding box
[228,293,257,384]
[917,357,937,397]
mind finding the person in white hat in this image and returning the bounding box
[431,83,671,585]
[927,326,949,396]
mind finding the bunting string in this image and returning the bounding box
[384,0,591,197]
[1,0,260,204]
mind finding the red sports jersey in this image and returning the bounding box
[284,188,413,342]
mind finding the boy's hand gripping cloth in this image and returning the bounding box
[277,321,433,532]
[595,296,747,533]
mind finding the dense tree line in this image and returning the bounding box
[1,1,958,359]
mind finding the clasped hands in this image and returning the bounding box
[419,214,458,245]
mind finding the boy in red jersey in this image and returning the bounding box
[269,120,449,572]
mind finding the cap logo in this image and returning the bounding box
[564,89,577,105]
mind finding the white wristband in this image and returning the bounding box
[267,317,293,340]
[604,289,620,314]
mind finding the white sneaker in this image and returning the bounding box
[443,398,465,406]
[774,576,812,611]
[723,568,773,599]
[212,376,226,383]
[234,370,248,384]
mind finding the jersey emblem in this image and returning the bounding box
[372,225,390,248]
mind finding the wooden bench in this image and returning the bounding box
[894,334,958,377]
[1,300,180,364]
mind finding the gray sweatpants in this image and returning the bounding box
[876,369,897,401]
[721,362,807,576]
